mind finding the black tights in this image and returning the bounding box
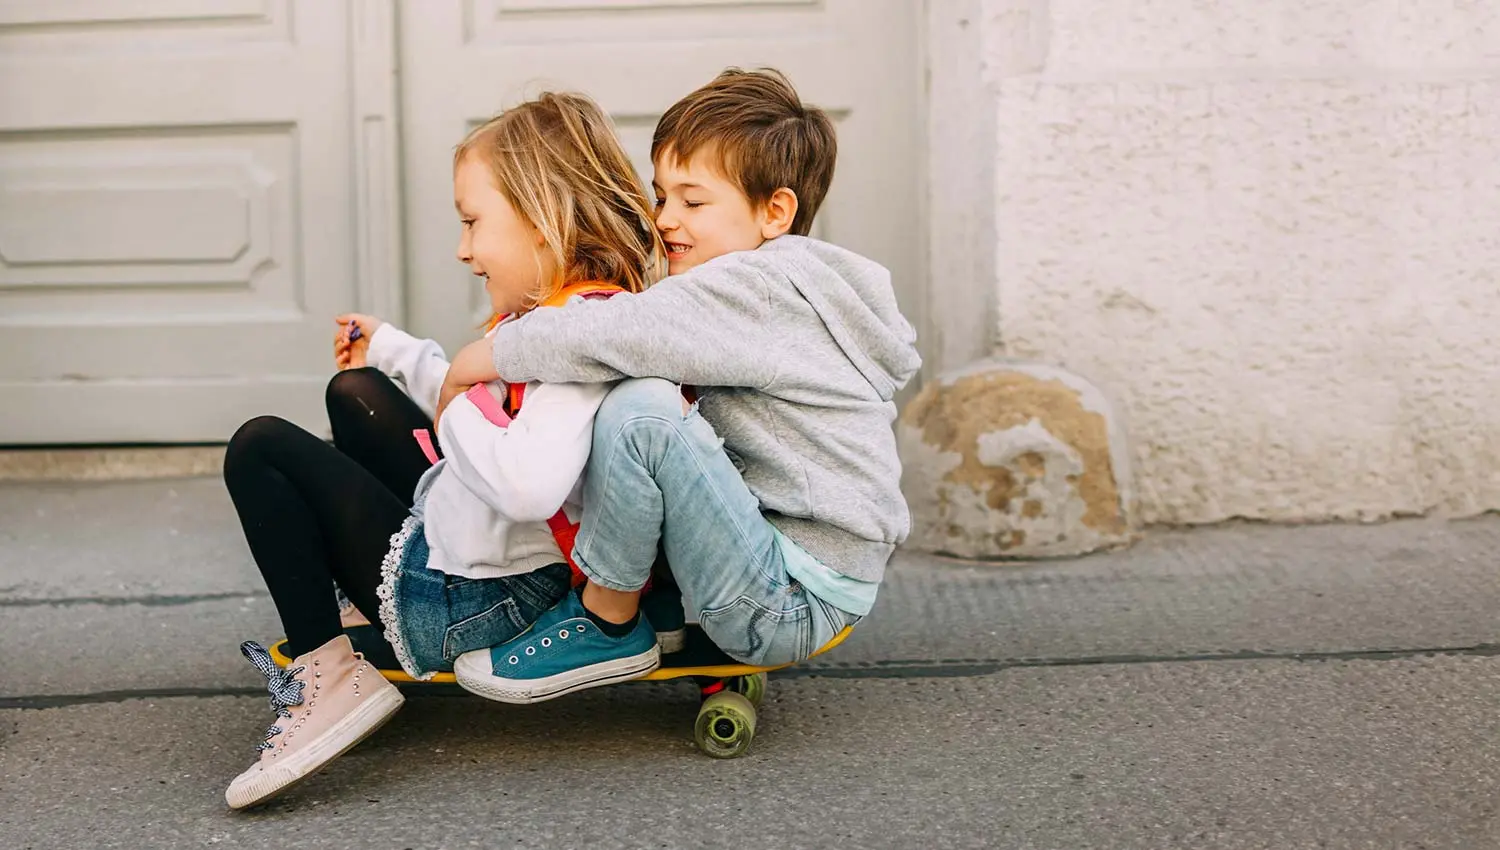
[223,369,437,657]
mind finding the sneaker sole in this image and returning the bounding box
[656,627,686,655]
[225,685,405,810]
[454,645,661,705]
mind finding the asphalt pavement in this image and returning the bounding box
[2,477,1497,849]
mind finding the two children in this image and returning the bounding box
[221,92,663,809]
[223,66,919,808]
[448,69,921,703]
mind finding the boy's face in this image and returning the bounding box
[651,149,770,276]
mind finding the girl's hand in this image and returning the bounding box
[334,313,384,370]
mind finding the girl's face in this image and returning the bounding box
[454,152,555,316]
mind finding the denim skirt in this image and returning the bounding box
[376,515,571,678]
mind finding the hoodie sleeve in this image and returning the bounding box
[365,324,450,419]
[489,257,779,389]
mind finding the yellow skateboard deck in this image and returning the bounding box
[266,623,852,685]
[265,622,852,759]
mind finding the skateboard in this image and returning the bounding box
[267,623,852,759]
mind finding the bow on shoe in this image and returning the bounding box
[239,641,307,752]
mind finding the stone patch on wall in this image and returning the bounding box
[899,358,1133,559]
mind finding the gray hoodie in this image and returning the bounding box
[490,236,921,583]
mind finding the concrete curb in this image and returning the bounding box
[0,446,226,482]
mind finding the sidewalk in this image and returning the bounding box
[2,477,1497,849]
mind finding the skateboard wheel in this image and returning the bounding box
[730,672,767,708]
[694,691,757,759]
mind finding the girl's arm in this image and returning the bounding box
[435,380,611,522]
[364,325,453,419]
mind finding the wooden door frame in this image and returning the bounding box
[918,0,1001,381]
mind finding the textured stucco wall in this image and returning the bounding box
[967,0,1500,524]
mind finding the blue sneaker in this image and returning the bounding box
[453,591,660,704]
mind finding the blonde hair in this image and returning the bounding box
[456,92,665,315]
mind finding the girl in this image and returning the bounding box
[220,91,664,810]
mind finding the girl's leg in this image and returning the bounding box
[222,414,411,656]
[323,368,435,625]
[222,414,410,809]
[324,367,437,507]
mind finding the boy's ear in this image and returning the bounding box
[758,187,799,240]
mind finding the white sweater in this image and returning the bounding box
[365,315,609,579]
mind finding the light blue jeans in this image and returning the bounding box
[573,378,855,666]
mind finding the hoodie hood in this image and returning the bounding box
[751,236,921,401]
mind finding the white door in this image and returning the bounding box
[398,1,923,370]
[0,0,401,443]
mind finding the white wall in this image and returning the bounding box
[938,0,1500,524]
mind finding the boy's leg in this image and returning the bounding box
[454,379,831,704]
[575,378,834,666]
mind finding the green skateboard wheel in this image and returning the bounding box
[694,691,757,759]
[730,672,767,708]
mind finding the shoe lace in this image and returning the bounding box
[239,641,307,752]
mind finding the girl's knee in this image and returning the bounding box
[223,415,295,477]
[325,367,382,413]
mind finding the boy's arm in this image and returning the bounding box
[365,325,450,418]
[489,259,779,388]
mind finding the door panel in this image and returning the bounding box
[0,0,399,443]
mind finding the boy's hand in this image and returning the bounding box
[435,337,504,431]
[434,375,470,433]
[334,313,384,370]
[433,339,499,431]
[449,336,501,386]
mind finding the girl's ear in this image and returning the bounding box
[758,187,799,240]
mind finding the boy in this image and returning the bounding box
[446,68,920,702]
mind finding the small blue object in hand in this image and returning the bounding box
[347,324,363,342]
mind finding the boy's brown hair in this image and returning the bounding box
[651,68,836,237]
